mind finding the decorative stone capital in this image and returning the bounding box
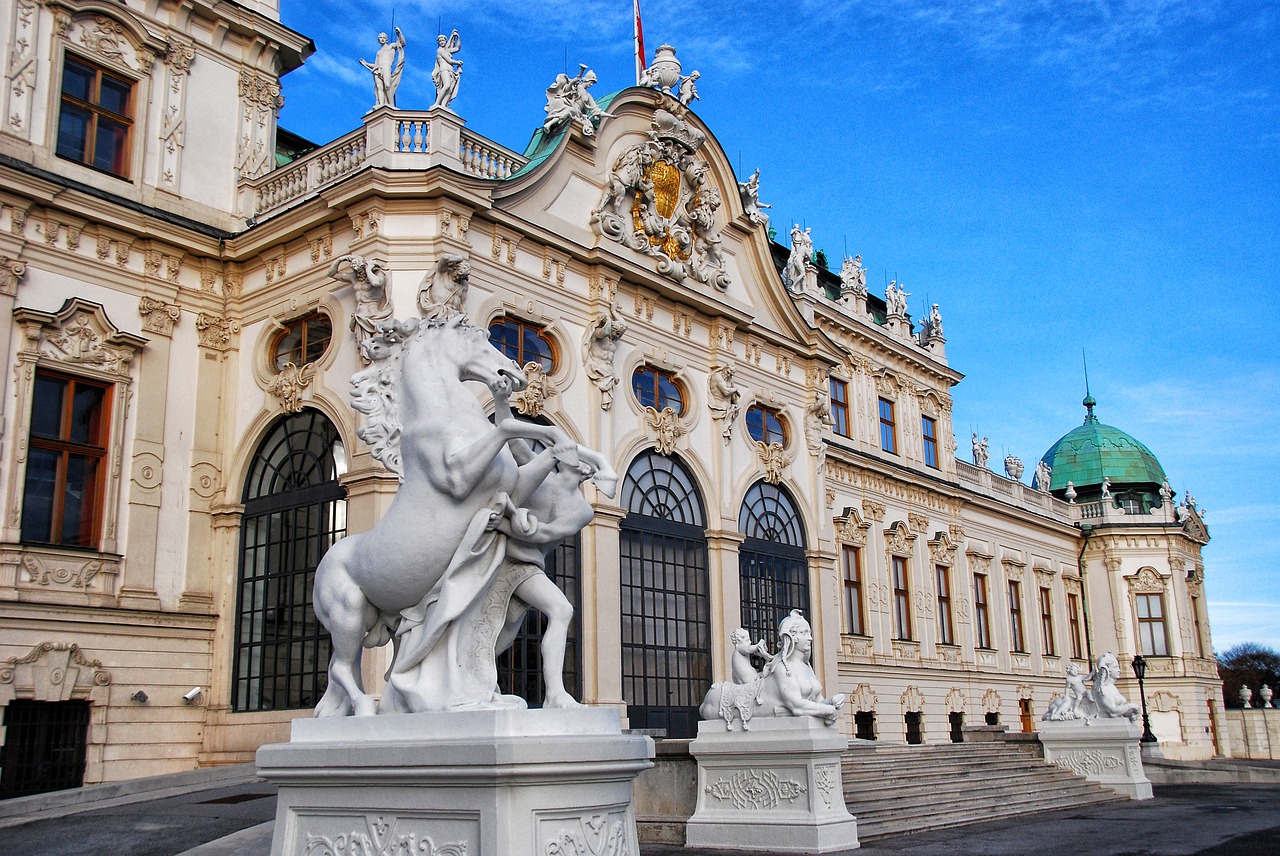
[138,296,181,336]
[0,255,27,295]
[195,311,240,351]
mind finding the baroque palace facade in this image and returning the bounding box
[0,0,1224,796]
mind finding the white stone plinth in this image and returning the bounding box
[1038,719,1153,800]
[256,708,654,856]
[686,718,858,853]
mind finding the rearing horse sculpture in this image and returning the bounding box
[314,314,614,716]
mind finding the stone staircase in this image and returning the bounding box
[842,740,1125,841]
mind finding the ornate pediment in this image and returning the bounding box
[14,297,146,378]
[927,530,958,566]
[591,108,730,290]
[1126,566,1167,594]
[836,507,870,548]
[0,641,111,703]
[884,519,916,556]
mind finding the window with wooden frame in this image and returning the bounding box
[841,545,866,636]
[974,573,992,649]
[488,318,556,373]
[745,405,787,445]
[272,313,332,371]
[1135,592,1169,657]
[921,415,939,468]
[1067,592,1084,659]
[1008,579,1026,652]
[935,565,954,645]
[56,55,134,178]
[878,397,897,454]
[892,555,912,640]
[631,366,685,414]
[21,370,111,548]
[1039,586,1056,656]
[829,377,850,438]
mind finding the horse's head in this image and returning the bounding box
[416,314,528,393]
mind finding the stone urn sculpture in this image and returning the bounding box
[646,45,683,90]
[1239,685,1254,708]
[1004,455,1024,480]
[1261,685,1274,707]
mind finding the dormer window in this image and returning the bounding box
[57,56,133,179]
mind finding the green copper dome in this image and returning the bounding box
[1037,397,1166,493]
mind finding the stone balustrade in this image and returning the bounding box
[239,107,528,221]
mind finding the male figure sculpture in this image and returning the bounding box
[360,28,406,110]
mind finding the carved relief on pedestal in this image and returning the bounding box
[590,109,730,290]
[296,815,468,856]
[541,812,628,856]
[704,769,806,811]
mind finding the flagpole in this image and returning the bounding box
[633,0,647,84]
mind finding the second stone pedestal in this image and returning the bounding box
[256,708,654,856]
[1038,718,1153,799]
[686,717,858,853]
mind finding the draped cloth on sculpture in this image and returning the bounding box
[389,494,531,711]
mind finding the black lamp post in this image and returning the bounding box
[1130,654,1158,744]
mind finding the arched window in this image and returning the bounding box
[488,318,556,373]
[631,366,686,414]
[233,410,346,712]
[271,312,332,371]
[619,451,710,738]
[738,481,809,649]
[745,405,787,445]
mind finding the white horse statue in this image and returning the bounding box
[313,313,616,716]
[1043,652,1140,723]
[699,610,847,730]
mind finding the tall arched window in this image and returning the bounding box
[619,451,710,739]
[233,410,346,712]
[738,481,809,649]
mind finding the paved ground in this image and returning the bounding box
[1,779,1278,855]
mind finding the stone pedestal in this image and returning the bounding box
[1038,719,1153,799]
[686,718,858,853]
[256,708,654,856]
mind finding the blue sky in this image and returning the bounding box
[276,1,1280,652]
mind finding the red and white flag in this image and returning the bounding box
[634,0,647,84]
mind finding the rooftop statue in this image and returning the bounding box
[926,302,944,341]
[360,27,406,110]
[639,44,701,104]
[1034,459,1052,492]
[738,168,772,230]
[885,279,910,317]
[432,29,463,109]
[543,64,614,137]
[972,433,989,468]
[839,254,866,300]
[700,611,847,731]
[1042,653,1140,722]
[314,310,619,716]
[783,224,812,294]
[677,70,700,106]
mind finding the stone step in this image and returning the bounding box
[854,790,1122,840]
[843,766,1091,800]
[840,740,1125,842]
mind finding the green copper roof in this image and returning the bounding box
[1038,397,1166,492]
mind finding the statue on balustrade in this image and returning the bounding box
[360,27,406,110]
